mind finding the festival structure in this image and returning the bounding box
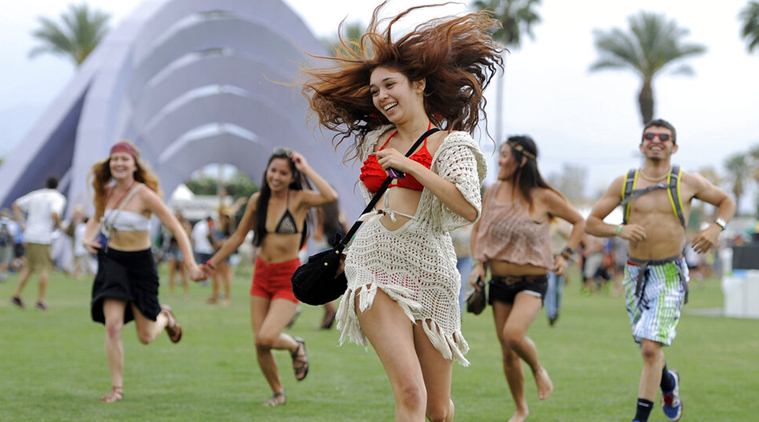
[0,0,360,215]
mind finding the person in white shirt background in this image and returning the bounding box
[0,209,20,280]
[10,177,66,310]
[191,215,215,290]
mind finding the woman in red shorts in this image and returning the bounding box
[198,148,337,406]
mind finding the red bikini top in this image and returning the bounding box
[359,130,433,194]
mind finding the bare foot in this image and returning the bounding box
[508,409,529,422]
[101,386,123,403]
[263,391,286,407]
[535,367,554,400]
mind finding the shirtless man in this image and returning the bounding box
[586,119,735,422]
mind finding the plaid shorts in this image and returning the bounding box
[623,256,688,346]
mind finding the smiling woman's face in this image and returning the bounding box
[369,66,424,124]
[109,152,136,180]
[266,158,294,192]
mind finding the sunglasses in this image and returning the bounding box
[643,132,672,142]
[272,147,293,157]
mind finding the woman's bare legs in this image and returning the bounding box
[493,293,554,422]
[414,321,455,422]
[132,303,172,344]
[208,272,221,304]
[357,289,426,421]
[250,296,299,405]
[177,260,189,298]
[102,299,127,402]
[167,258,177,294]
[219,263,231,305]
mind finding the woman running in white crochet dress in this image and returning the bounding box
[304,3,502,420]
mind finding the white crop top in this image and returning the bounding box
[103,209,151,232]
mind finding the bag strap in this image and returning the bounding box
[337,127,441,251]
[666,165,686,228]
[621,169,637,225]
[102,184,141,234]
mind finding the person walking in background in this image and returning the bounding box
[196,148,337,407]
[67,206,95,279]
[303,4,499,420]
[162,211,192,297]
[451,224,474,311]
[191,215,215,295]
[84,141,203,403]
[209,209,235,305]
[10,176,66,310]
[545,219,572,326]
[469,136,585,422]
[0,209,20,281]
[585,119,735,422]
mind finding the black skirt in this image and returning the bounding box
[91,248,161,324]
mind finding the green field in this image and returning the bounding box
[1,266,757,421]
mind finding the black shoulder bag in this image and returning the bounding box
[292,127,440,305]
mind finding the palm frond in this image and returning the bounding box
[472,0,542,48]
[590,28,644,75]
[29,3,110,66]
[591,11,704,79]
[740,1,759,53]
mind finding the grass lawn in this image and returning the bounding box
[1,266,757,421]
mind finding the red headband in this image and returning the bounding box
[110,142,140,159]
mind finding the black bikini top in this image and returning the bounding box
[268,191,300,234]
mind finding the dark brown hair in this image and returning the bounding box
[303,2,503,158]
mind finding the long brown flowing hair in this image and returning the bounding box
[90,141,161,220]
[303,1,503,159]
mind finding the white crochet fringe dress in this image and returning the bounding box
[335,127,487,366]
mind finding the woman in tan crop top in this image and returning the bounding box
[470,136,585,422]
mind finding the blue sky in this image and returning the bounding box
[1,0,758,202]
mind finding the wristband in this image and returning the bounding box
[560,246,574,261]
[615,225,624,235]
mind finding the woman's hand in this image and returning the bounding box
[291,151,309,172]
[553,255,568,276]
[375,148,416,174]
[84,238,101,255]
[190,263,211,281]
[468,261,485,290]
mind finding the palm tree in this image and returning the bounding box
[590,12,705,124]
[322,21,365,56]
[29,3,110,66]
[472,0,541,143]
[724,153,750,214]
[740,1,759,53]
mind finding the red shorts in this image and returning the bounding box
[250,257,300,303]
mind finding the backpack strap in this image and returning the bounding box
[666,165,686,228]
[621,169,638,225]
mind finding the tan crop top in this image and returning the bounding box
[473,183,554,269]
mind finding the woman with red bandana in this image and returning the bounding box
[84,140,203,403]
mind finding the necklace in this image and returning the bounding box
[638,167,669,182]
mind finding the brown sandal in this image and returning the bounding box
[161,305,182,343]
[263,391,286,407]
[290,336,309,381]
[101,386,123,403]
